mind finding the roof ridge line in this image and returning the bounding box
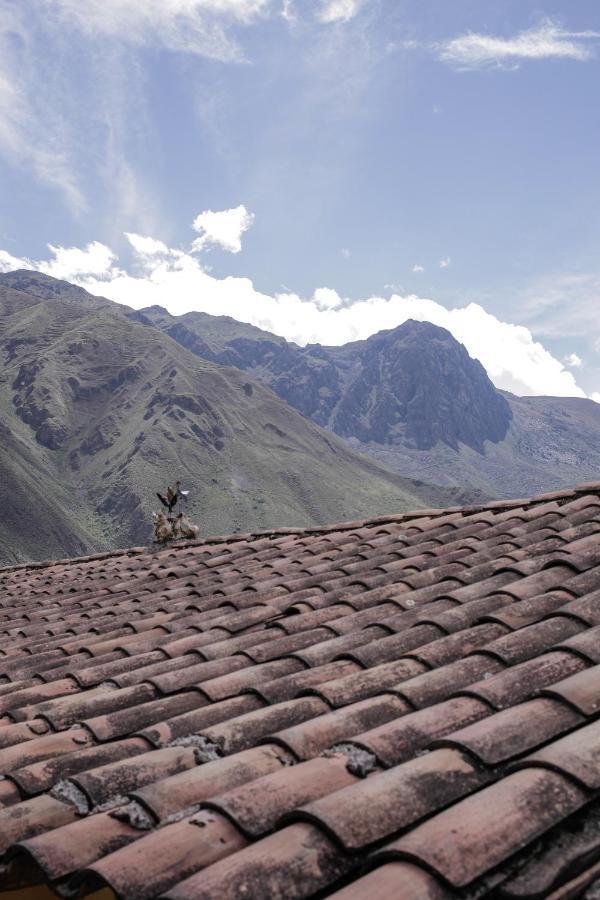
[1,481,598,577]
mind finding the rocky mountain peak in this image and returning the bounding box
[325,319,512,452]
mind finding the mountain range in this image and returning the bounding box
[1,269,599,564]
[0,271,470,564]
[139,303,600,499]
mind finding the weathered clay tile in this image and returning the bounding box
[376,769,587,887]
[435,697,583,765]
[83,812,247,900]
[548,591,600,625]
[62,745,199,811]
[82,690,209,741]
[205,753,358,837]
[306,658,427,708]
[295,747,489,849]
[0,795,78,854]
[497,798,600,899]
[414,594,513,632]
[290,628,389,667]
[146,655,250,695]
[404,622,508,667]
[512,718,600,789]
[0,727,93,773]
[8,809,140,883]
[392,654,505,708]
[553,624,600,663]
[342,623,444,666]
[234,628,332,663]
[9,736,150,796]
[327,862,455,899]
[475,616,583,665]
[195,657,306,703]
[197,696,329,755]
[481,591,573,629]
[161,822,352,900]
[14,682,158,730]
[138,694,265,747]
[130,744,294,823]
[246,660,359,704]
[457,651,587,710]
[349,695,490,766]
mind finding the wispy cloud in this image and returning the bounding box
[438,19,600,71]
[281,0,297,24]
[0,1,277,217]
[439,257,451,268]
[48,0,272,61]
[0,221,591,400]
[0,6,86,213]
[412,264,425,273]
[316,0,364,25]
[517,272,600,339]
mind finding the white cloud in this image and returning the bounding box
[1,228,591,400]
[564,352,583,368]
[341,247,351,259]
[0,249,30,272]
[317,0,363,25]
[439,257,451,268]
[124,233,172,257]
[412,264,425,273]
[313,287,344,310]
[592,393,600,404]
[191,205,255,253]
[439,19,600,70]
[42,242,120,280]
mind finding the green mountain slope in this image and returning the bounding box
[0,274,467,564]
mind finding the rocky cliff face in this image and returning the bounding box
[323,322,511,451]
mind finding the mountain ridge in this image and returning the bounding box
[137,298,600,499]
[138,307,513,452]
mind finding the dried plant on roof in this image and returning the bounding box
[153,480,199,543]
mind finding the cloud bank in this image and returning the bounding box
[439,19,600,70]
[0,219,591,401]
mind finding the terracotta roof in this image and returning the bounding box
[1,482,600,898]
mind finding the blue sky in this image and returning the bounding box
[1,0,600,399]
